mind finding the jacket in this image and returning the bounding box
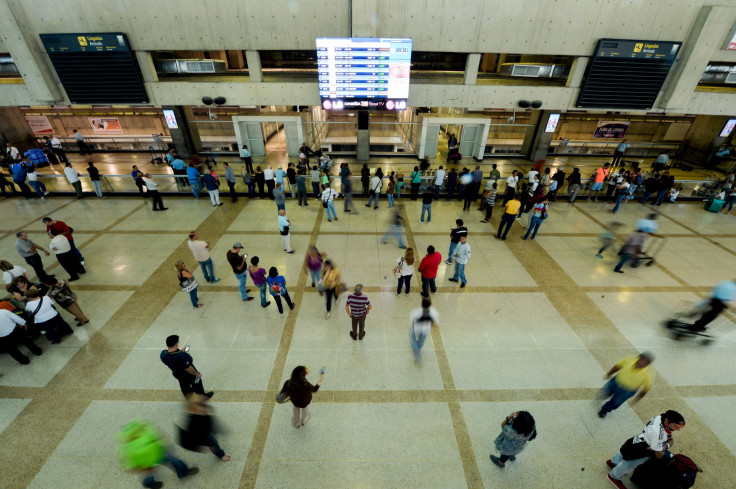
[454,242,471,264]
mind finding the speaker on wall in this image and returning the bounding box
[358,111,369,130]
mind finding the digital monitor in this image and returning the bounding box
[317,37,412,110]
[720,118,736,137]
[545,113,561,133]
[163,109,178,129]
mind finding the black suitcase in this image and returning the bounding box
[630,454,701,489]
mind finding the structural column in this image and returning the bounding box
[246,51,263,82]
[525,110,558,163]
[162,106,198,158]
[357,111,370,161]
[464,54,480,85]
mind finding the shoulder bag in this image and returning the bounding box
[393,258,404,279]
[178,273,199,293]
[26,298,44,328]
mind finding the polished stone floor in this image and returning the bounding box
[1,191,735,489]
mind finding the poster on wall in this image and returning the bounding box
[24,115,54,134]
[593,120,630,139]
[89,117,123,134]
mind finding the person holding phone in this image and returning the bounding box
[160,334,213,399]
[278,365,325,428]
[226,242,253,302]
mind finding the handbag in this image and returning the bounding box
[393,258,404,279]
[178,272,199,293]
[280,225,290,236]
[275,391,290,404]
[322,200,328,208]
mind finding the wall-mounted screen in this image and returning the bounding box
[720,118,736,137]
[317,38,412,110]
[163,109,178,129]
[545,113,560,133]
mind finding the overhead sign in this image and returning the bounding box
[89,117,123,134]
[41,33,129,53]
[317,37,412,111]
[720,119,736,137]
[24,115,54,134]
[593,120,630,139]
[163,109,179,129]
[596,40,680,60]
[545,113,561,133]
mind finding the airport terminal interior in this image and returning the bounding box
[3,1,736,488]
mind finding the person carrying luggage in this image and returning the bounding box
[606,410,685,489]
[688,280,736,332]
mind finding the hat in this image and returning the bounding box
[233,242,243,249]
[574,168,579,171]
[42,217,52,222]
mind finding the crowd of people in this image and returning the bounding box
[4,145,735,489]
[1,216,90,366]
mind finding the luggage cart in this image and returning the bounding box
[149,134,167,165]
[663,300,716,345]
[630,236,666,268]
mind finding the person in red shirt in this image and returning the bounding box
[42,217,85,265]
[418,245,442,298]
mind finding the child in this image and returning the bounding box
[597,222,623,258]
[668,187,680,203]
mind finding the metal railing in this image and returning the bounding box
[34,135,172,153]
[548,140,680,158]
[19,172,726,201]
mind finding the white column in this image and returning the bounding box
[246,51,263,82]
[464,53,481,86]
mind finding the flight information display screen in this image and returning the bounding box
[317,38,412,111]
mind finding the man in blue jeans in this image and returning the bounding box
[226,242,253,301]
[448,235,470,287]
[118,418,200,489]
[186,163,202,198]
[188,232,220,283]
[598,352,654,418]
[445,219,467,265]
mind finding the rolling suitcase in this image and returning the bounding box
[630,453,701,489]
[704,196,725,212]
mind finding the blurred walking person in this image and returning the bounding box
[409,297,438,363]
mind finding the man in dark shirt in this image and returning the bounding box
[445,219,468,265]
[227,242,253,301]
[654,171,675,206]
[287,163,297,200]
[160,335,213,399]
[131,165,146,197]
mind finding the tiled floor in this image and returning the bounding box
[1,191,736,488]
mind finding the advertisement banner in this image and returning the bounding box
[89,117,123,134]
[593,120,630,139]
[24,115,54,134]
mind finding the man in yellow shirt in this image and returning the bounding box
[496,194,521,240]
[598,353,654,418]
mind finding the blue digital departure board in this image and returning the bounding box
[317,38,412,110]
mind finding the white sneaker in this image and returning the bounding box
[325,312,330,319]
[80,261,85,265]
[44,191,50,195]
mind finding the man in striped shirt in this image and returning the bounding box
[346,284,371,340]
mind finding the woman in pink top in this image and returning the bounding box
[248,256,270,308]
[306,246,327,291]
